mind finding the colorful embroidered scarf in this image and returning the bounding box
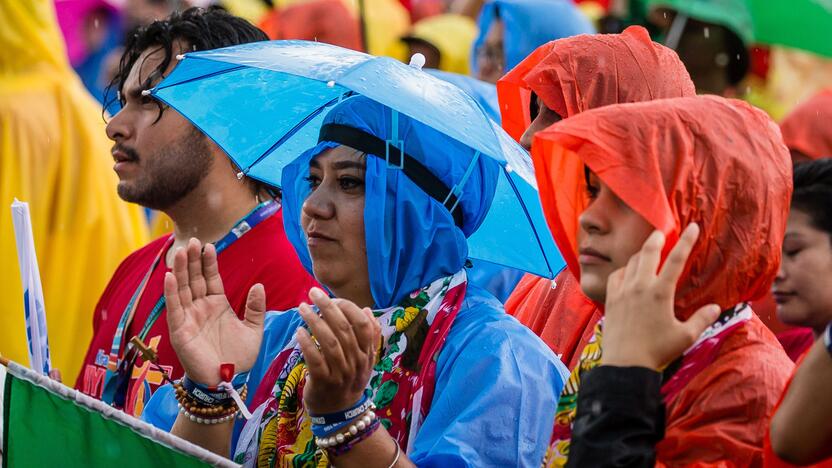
[544,304,753,467]
[235,271,468,467]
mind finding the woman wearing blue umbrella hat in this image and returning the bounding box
[151,94,567,466]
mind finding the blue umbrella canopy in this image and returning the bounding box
[425,69,501,123]
[148,40,564,279]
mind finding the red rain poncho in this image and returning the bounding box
[780,89,832,160]
[533,95,794,465]
[499,26,695,368]
[764,350,832,468]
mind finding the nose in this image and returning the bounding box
[578,193,612,236]
[301,182,336,222]
[105,108,131,143]
[519,125,534,152]
[775,258,786,283]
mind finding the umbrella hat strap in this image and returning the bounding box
[318,123,465,228]
[443,151,480,215]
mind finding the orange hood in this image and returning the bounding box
[531,96,792,318]
[497,25,695,141]
[780,89,832,160]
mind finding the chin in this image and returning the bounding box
[579,275,607,304]
[776,304,813,328]
[311,264,339,293]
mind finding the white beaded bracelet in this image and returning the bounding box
[178,402,238,425]
[315,410,377,448]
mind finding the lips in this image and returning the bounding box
[578,246,611,265]
[112,151,132,163]
[773,291,796,305]
[306,230,337,247]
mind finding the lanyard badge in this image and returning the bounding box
[100,200,279,407]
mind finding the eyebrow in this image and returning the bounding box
[309,159,365,171]
[332,160,365,170]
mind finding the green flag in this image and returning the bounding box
[1,359,237,467]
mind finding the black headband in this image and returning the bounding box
[318,123,465,228]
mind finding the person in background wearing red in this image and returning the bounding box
[767,158,832,467]
[74,8,318,417]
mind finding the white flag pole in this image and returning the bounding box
[11,199,51,376]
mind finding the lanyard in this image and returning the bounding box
[101,200,279,406]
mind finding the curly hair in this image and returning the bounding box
[105,6,267,120]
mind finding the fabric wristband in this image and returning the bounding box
[182,372,248,406]
[311,418,355,437]
[308,393,372,426]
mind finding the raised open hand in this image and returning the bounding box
[295,288,381,414]
[164,238,266,385]
[601,224,721,370]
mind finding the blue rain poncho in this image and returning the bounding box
[143,96,567,465]
[472,0,595,75]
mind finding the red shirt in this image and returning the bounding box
[74,207,318,417]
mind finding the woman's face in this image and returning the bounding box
[519,95,562,152]
[774,209,832,332]
[301,145,372,307]
[577,173,655,303]
[476,18,505,84]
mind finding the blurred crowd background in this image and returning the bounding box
[3,0,832,388]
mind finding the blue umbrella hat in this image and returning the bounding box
[147,41,564,291]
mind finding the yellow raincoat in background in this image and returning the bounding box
[0,0,148,380]
[402,14,478,75]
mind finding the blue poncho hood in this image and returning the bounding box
[282,96,499,308]
[472,0,595,75]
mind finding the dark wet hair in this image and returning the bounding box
[721,26,749,86]
[105,6,267,119]
[792,158,832,237]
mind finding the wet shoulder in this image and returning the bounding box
[441,285,564,373]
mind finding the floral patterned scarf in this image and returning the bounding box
[235,271,468,467]
[544,304,752,467]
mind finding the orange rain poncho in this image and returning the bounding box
[0,0,148,379]
[499,26,696,368]
[779,89,832,160]
[534,95,794,465]
[258,0,363,51]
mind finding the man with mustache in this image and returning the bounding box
[74,7,317,417]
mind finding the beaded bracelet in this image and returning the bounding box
[178,403,239,424]
[326,418,381,457]
[315,410,378,449]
